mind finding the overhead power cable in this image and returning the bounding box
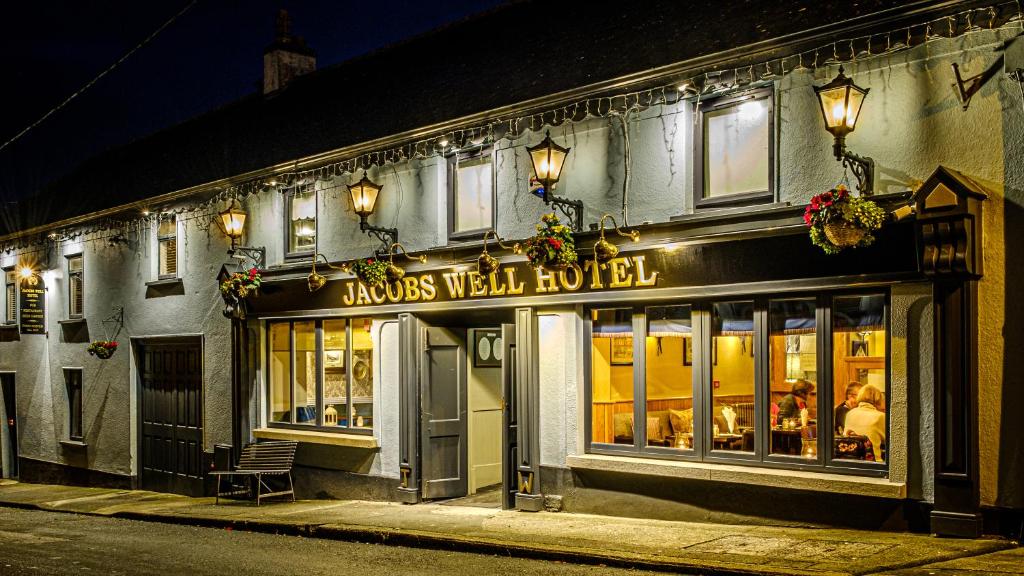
[0,0,199,154]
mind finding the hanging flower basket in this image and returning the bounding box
[351,258,388,287]
[220,267,262,300]
[804,185,887,255]
[88,340,118,359]
[522,213,577,270]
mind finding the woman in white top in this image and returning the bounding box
[843,384,886,462]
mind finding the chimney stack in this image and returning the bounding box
[263,10,316,94]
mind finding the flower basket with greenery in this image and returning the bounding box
[220,267,262,300]
[88,340,118,359]
[522,213,577,270]
[351,257,388,287]
[803,185,887,255]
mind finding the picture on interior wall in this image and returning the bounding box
[473,329,502,367]
[852,337,869,357]
[352,349,373,398]
[610,337,633,365]
[682,337,693,366]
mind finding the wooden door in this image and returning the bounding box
[0,373,17,478]
[138,339,204,496]
[420,326,468,499]
[500,323,517,509]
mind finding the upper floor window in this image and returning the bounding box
[448,149,495,240]
[286,185,317,257]
[3,268,15,325]
[158,215,178,279]
[587,291,888,476]
[695,87,774,209]
[67,255,84,319]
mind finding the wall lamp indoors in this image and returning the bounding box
[527,130,584,231]
[814,66,874,196]
[348,171,397,253]
[216,196,265,269]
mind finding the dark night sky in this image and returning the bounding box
[0,0,505,203]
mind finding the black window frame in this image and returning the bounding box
[265,318,374,435]
[693,86,776,210]
[66,254,84,320]
[157,214,179,280]
[3,267,15,325]
[447,145,496,242]
[584,290,890,478]
[64,368,83,442]
[283,184,318,260]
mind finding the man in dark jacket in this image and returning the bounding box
[834,381,863,435]
[776,379,814,426]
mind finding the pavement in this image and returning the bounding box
[0,479,1019,576]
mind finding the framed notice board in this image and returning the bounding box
[19,274,46,335]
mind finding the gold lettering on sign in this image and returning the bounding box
[343,283,356,306]
[356,283,372,305]
[386,280,404,303]
[584,260,605,289]
[403,276,421,301]
[559,263,584,291]
[534,267,559,293]
[633,255,659,287]
[370,284,388,304]
[487,272,506,296]
[443,271,467,298]
[607,257,633,288]
[504,267,525,295]
[468,272,488,297]
[419,274,437,301]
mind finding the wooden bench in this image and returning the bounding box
[211,441,298,505]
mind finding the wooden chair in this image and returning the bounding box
[211,441,298,505]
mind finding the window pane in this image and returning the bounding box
[68,256,82,273]
[769,298,818,459]
[703,95,769,198]
[269,323,291,423]
[65,370,83,441]
[710,301,755,452]
[5,271,15,323]
[323,319,347,428]
[590,308,633,445]
[158,216,176,237]
[159,238,177,277]
[289,189,316,253]
[646,305,693,450]
[833,295,887,464]
[294,321,317,425]
[454,157,492,232]
[350,317,374,429]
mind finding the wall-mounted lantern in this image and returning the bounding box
[348,171,397,252]
[216,196,265,269]
[814,66,875,196]
[526,131,584,231]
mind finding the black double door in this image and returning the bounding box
[138,339,205,496]
[1,373,17,478]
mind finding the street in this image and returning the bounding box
[0,508,659,575]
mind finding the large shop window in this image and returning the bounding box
[448,148,495,240]
[694,87,774,209]
[267,318,374,432]
[587,292,889,475]
[285,185,317,257]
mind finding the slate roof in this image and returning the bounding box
[1,0,972,235]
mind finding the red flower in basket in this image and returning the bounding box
[88,340,119,359]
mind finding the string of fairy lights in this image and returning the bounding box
[3,1,1023,258]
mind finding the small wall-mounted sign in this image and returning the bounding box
[19,274,46,335]
[473,329,502,368]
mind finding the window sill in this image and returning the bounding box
[253,427,379,449]
[58,318,87,326]
[145,278,183,288]
[566,454,905,499]
[59,439,88,449]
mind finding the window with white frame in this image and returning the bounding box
[448,149,494,239]
[695,87,774,208]
[3,268,15,325]
[64,368,83,442]
[286,185,317,257]
[157,214,178,278]
[67,255,83,319]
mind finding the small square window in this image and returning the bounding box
[64,368,83,442]
[286,186,317,257]
[67,255,84,319]
[157,215,178,279]
[694,87,774,209]
[448,150,494,240]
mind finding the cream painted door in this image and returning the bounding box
[468,329,503,493]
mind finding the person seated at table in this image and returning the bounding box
[843,384,886,462]
[776,379,814,426]
[834,381,862,435]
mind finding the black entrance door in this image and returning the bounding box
[138,339,204,496]
[1,373,17,478]
[420,326,468,499]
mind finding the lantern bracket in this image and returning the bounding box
[359,219,398,256]
[228,246,266,271]
[836,144,875,197]
[546,194,584,232]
